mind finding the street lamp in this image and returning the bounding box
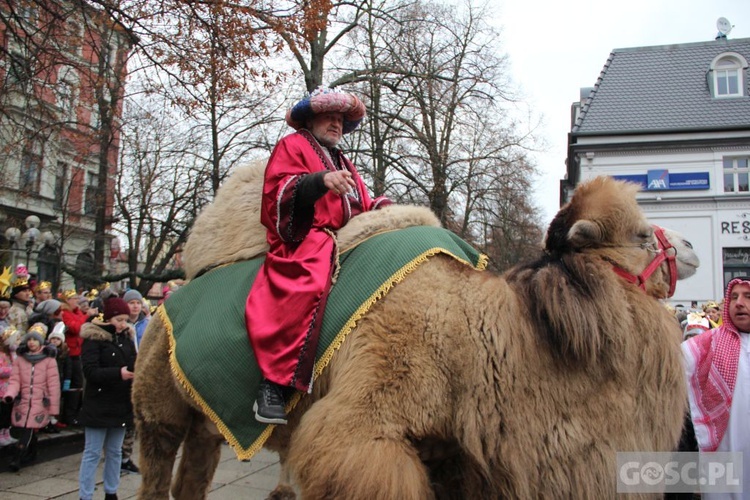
[22,215,41,267]
[4,226,22,269]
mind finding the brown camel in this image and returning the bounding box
[133,171,699,499]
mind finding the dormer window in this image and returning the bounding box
[710,53,747,98]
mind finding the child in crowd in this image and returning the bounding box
[47,324,71,432]
[3,323,60,471]
[0,325,20,447]
[78,298,136,500]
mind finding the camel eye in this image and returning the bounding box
[683,240,693,249]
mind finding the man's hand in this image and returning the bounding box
[323,171,356,195]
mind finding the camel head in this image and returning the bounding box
[544,176,699,299]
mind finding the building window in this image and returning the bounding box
[84,172,99,215]
[20,148,42,194]
[6,38,32,86]
[723,157,749,193]
[710,53,747,99]
[723,248,750,291]
[57,66,78,123]
[54,161,68,209]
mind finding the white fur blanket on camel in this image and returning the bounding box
[183,160,441,280]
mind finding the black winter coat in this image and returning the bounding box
[55,345,73,389]
[78,321,137,428]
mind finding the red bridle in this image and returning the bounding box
[610,225,678,297]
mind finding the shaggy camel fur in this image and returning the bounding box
[133,175,699,499]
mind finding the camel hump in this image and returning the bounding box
[183,160,441,280]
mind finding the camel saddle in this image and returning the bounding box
[159,225,487,460]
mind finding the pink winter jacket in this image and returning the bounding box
[5,347,60,429]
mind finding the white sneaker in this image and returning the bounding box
[0,434,12,447]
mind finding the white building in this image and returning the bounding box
[563,35,750,305]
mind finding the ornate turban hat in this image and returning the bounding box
[285,86,366,135]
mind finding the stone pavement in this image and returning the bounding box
[0,436,282,499]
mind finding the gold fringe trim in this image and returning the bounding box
[161,306,273,461]
[165,247,487,461]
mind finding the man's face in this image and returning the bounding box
[128,299,142,317]
[14,289,32,302]
[0,302,9,319]
[66,296,80,309]
[35,289,51,302]
[729,282,750,333]
[308,112,344,148]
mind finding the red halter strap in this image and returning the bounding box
[610,225,678,297]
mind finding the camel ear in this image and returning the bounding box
[567,220,602,248]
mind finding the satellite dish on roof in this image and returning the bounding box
[716,17,733,37]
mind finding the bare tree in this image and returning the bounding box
[335,0,542,256]
[113,92,210,293]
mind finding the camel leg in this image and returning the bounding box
[134,312,194,499]
[136,412,190,499]
[171,412,224,500]
[287,395,434,500]
[266,446,297,500]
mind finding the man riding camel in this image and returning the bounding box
[245,86,391,424]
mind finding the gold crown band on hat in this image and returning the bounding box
[62,289,78,300]
[85,289,99,300]
[34,281,52,292]
[702,301,720,311]
[12,276,29,288]
[1,325,18,342]
[27,323,47,339]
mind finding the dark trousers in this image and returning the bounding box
[0,400,11,428]
[9,427,38,466]
[63,355,84,425]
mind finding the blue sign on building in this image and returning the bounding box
[612,170,709,191]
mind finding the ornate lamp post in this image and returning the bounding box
[22,215,41,267]
[3,215,43,270]
[4,226,22,270]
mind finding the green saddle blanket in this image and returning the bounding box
[161,226,487,460]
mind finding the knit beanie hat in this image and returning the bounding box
[123,289,143,303]
[35,299,62,316]
[21,323,48,344]
[103,297,130,321]
[48,322,66,342]
[1,325,19,347]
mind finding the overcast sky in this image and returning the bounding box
[494,0,750,226]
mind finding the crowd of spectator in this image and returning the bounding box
[0,263,171,496]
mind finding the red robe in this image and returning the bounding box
[245,130,390,392]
